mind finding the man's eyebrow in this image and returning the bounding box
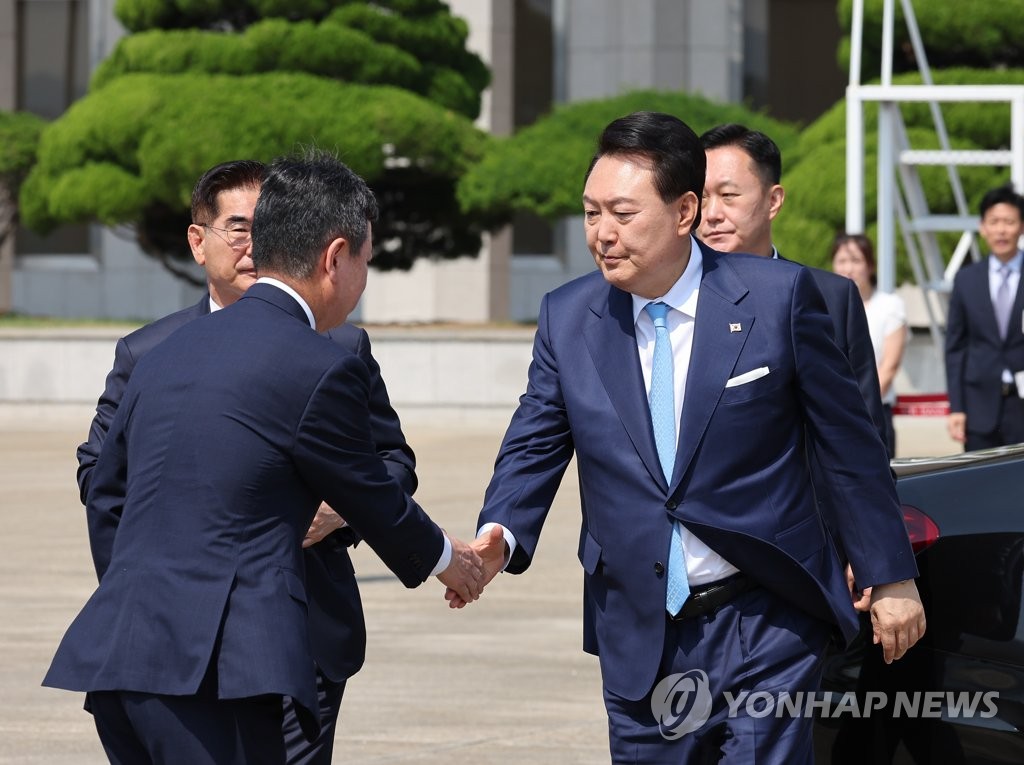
[223,214,252,225]
[581,195,640,206]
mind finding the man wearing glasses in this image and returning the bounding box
[76,159,418,764]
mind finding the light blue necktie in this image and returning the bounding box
[645,301,690,615]
[996,264,1013,340]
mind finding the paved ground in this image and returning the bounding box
[0,405,959,764]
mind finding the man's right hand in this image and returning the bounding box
[436,535,485,607]
[947,412,967,443]
[444,525,507,608]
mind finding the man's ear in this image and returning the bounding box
[677,191,700,234]
[322,237,349,280]
[768,184,786,222]
[188,224,206,266]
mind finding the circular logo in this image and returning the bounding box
[650,669,713,740]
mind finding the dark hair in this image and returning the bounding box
[584,111,705,230]
[979,182,1024,219]
[252,148,379,280]
[831,231,877,286]
[190,160,265,225]
[699,123,782,187]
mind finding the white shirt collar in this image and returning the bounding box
[255,277,316,329]
[208,295,222,313]
[631,235,703,324]
[989,251,1023,274]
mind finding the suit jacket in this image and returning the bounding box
[785,258,887,442]
[777,257,889,558]
[48,283,442,737]
[477,241,917,702]
[945,258,1024,434]
[75,294,415,683]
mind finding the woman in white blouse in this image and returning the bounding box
[832,233,908,458]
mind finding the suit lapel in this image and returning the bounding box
[674,247,753,489]
[1007,266,1024,345]
[583,286,667,489]
[970,263,1002,339]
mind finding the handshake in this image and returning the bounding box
[437,525,508,609]
[303,503,508,609]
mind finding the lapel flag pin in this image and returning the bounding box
[729,323,742,333]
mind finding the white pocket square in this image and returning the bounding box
[725,366,770,388]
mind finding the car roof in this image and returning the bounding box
[893,442,1024,478]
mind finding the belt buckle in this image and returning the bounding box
[690,588,709,613]
[674,584,714,620]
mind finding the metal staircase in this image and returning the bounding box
[845,0,1024,359]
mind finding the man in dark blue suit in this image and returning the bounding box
[460,113,924,763]
[75,160,415,764]
[945,183,1024,450]
[699,123,891,593]
[49,150,496,764]
[699,124,887,451]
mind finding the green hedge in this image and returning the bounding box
[95,8,488,118]
[0,111,46,187]
[22,72,490,269]
[114,0,449,33]
[838,0,1024,78]
[457,90,799,225]
[779,68,1023,274]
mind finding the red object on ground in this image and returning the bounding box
[892,394,950,416]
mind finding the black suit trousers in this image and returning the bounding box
[91,690,286,765]
[281,670,347,765]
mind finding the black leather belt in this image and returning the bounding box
[669,573,758,621]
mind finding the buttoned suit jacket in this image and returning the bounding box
[75,293,415,683]
[945,258,1024,434]
[477,240,918,702]
[48,283,442,737]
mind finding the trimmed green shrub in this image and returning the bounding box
[838,0,1024,79]
[458,90,799,224]
[0,110,47,250]
[22,73,490,269]
[26,1,491,274]
[97,5,488,119]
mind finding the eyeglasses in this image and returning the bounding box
[197,223,251,250]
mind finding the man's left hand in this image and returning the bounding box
[303,502,347,548]
[845,562,872,612]
[869,579,926,663]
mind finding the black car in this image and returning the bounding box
[814,444,1024,764]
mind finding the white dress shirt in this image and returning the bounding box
[630,238,739,585]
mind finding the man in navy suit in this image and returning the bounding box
[75,159,415,764]
[699,123,887,450]
[48,150,496,764]
[698,123,890,594]
[460,113,924,763]
[946,183,1024,450]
